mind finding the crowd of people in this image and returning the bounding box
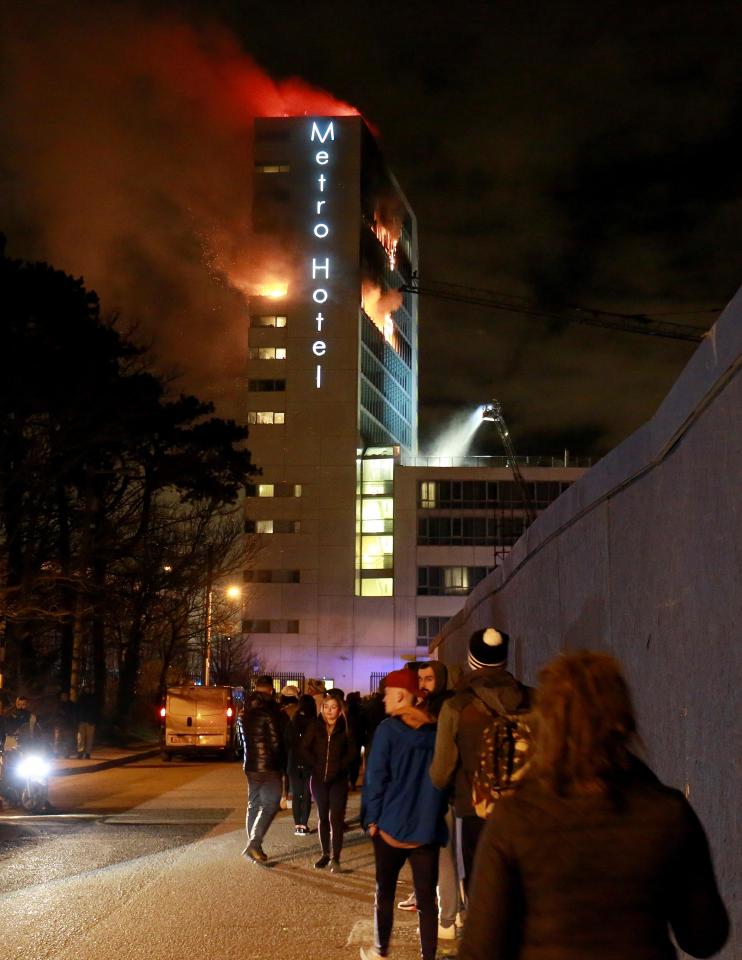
[236,630,729,960]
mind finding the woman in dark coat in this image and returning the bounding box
[300,692,355,872]
[285,694,316,836]
[459,650,729,960]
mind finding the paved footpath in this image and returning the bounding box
[1,755,461,960]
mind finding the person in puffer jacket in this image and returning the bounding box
[236,676,287,864]
[359,669,447,960]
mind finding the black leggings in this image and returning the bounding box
[290,767,312,827]
[310,776,348,859]
[372,832,439,960]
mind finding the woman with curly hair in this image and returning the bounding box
[459,650,728,960]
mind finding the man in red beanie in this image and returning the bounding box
[359,669,447,960]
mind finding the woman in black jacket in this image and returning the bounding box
[459,651,729,960]
[300,692,355,872]
[285,694,316,836]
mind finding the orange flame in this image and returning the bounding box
[361,281,403,348]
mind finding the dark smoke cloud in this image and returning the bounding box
[0,2,356,418]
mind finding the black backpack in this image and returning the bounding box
[471,690,531,819]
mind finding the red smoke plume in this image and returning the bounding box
[0,6,361,420]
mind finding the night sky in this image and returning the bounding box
[2,0,740,456]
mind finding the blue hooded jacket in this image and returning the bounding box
[361,714,447,846]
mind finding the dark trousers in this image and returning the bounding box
[290,767,312,827]
[461,814,485,895]
[311,777,348,859]
[372,832,439,960]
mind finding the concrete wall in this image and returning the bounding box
[432,290,741,958]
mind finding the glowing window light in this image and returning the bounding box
[257,284,288,299]
[362,499,393,521]
[258,484,275,497]
[360,577,393,597]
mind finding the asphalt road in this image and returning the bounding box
[0,758,455,960]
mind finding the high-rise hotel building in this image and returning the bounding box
[245,116,419,690]
[244,116,587,691]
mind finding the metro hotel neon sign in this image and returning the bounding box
[308,120,335,389]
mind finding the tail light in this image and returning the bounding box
[159,706,166,719]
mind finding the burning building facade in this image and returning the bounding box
[244,116,585,690]
[244,116,418,688]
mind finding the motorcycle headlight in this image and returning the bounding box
[16,755,51,780]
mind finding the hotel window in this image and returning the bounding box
[249,347,287,360]
[247,411,285,424]
[356,448,396,597]
[250,315,287,328]
[419,481,437,509]
[248,379,286,392]
[417,566,493,596]
[417,616,449,645]
[257,483,302,498]
[255,163,290,173]
[250,519,300,534]
[243,569,301,583]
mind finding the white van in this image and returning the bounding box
[160,685,244,761]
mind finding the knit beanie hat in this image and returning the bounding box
[383,668,421,695]
[468,628,509,670]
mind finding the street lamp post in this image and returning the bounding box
[204,576,242,687]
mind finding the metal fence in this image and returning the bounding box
[369,672,386,693]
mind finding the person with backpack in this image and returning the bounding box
[459,651,728,960]
[429,627,531,895]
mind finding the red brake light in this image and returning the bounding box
[159,707,166,719]
[226,706,234,718]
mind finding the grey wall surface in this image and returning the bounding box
[433,290,741,958]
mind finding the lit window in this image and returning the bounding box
[250,315,287,328]
[255,520,300,534]
[360,534,393,570]
[248,411,285,425]
[249,347,287,360]
[361,497,393,533]
[360,577,393,597]
[255,482,302,498]
[255,163,290,173]
[443,567,468,593]
[420,481,437,509]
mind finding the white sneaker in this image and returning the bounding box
[438,922,457,940]
[359,948,385,960]
[397,891,417,911]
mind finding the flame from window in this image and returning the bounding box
[372,198,403,272]
[373,221,398,271]
[361,280,402,347]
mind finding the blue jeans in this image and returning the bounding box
[245,772,282,847]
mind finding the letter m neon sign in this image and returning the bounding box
[310,121,335,143]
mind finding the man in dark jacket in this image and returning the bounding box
[430,628,530,895]
[360,669,447,960]
[236,676,287,863]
